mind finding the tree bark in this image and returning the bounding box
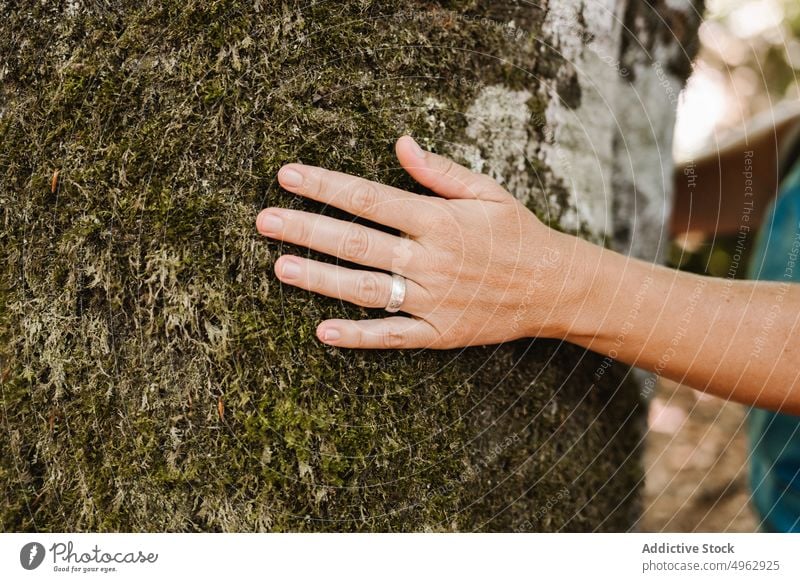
[0,1,701,531]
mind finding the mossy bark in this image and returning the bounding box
[0,1,701,531]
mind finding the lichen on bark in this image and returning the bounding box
[0,1,698,531]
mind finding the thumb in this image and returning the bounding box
[395,135,508,202]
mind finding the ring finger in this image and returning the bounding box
[274,255,427,312]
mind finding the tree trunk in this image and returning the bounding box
[0,1,701,531]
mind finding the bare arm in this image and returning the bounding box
[567,238,800,414]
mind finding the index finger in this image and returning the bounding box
[277,164,433,236]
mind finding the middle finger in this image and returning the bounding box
[257,208,421,274]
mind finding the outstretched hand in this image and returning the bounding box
[256,136,583,349]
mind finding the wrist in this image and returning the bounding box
[542,234,620,343]
[562,239,661,351]
[517,231,598,341]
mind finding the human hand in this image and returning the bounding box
[256,136,585,349]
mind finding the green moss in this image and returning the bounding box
[1,0,643,532]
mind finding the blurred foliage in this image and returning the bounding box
[667,234,755,278]
[672,0,799,274]
[700,0,800,125]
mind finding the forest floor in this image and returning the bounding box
[639,379,759,532]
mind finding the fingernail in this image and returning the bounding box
[279,167,303,188]
[258,212,283,233]
[279,259,301,279]
[322,328,341,342]
[408,137,426,159]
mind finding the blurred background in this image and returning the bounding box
[640,0,800,532]
[674,0,800,160]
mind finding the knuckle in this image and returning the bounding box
[354,273,383,306]
[471,175,497,195]
[382,327,405,349]
[290,213,311,245]
[349,181,380,216]
[389,238,416,272]
[437,157,463,184]
[305,170,325,199]
[430,155,454,180]
[341,226,371,262]
[440,158,457,178]
[311,266,326,290]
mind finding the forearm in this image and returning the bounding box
[560,239,800,414]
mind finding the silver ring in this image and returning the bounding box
[385,273,407,313]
